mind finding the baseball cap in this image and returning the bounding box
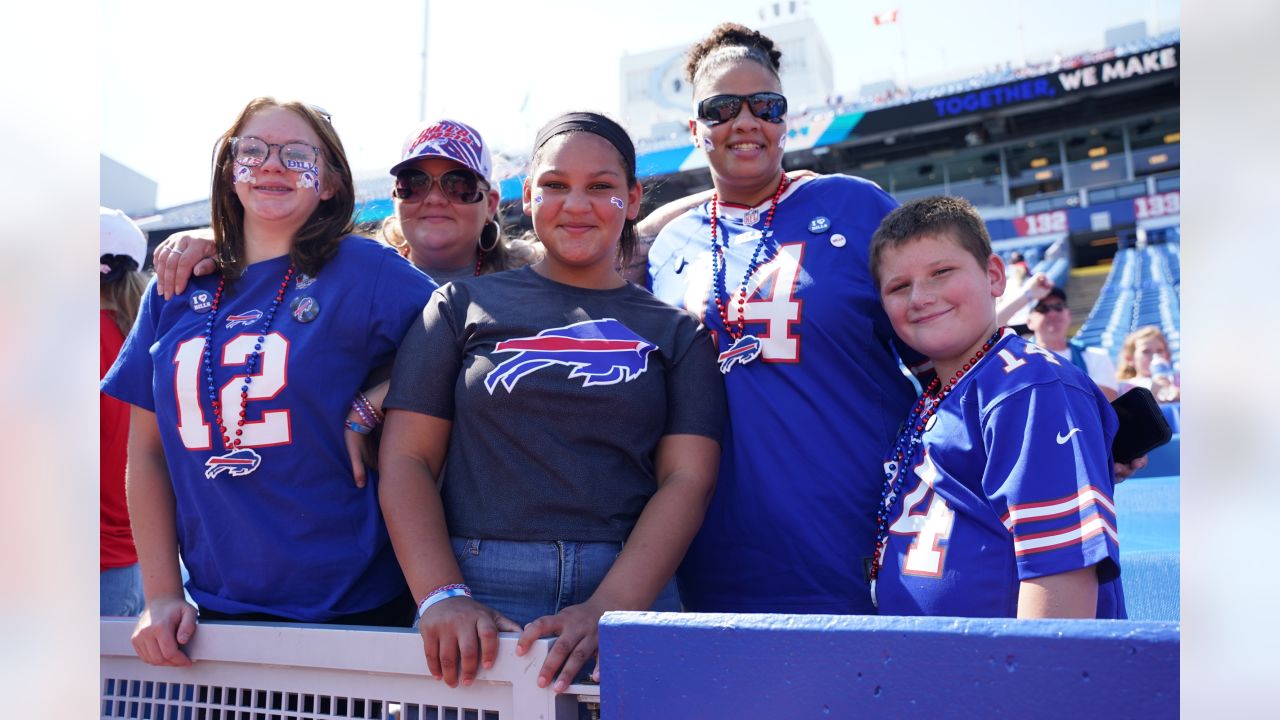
[100,207,147,270]
[390,119,493,184]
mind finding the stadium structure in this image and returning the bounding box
[103,15,1181,718]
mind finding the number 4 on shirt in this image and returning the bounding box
[889,449,954,577]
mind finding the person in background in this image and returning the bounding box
[1027,286,1119,401]
[102,97,436,667]
[1116,325,1180,403]
[379,111,725,694]
[100,206,149,617]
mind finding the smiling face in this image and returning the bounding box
[394,157,499,271]
[689,59,787,205]
[231,106,334,231]
[878,231,1007,381]
[522,132,641,286]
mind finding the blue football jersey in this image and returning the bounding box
[650,175,919,613]
[875,333,1126,618]
[101,236,436,621]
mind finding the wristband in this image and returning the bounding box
[416,583,472,620]
[351,393,381,428]
[345,419,374,435]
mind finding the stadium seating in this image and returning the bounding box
[1072,229,1180,366]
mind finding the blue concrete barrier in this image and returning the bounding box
[599,612,1179,718]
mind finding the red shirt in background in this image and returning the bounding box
[101,309,138,570]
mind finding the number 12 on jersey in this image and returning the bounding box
[173,333,292,450]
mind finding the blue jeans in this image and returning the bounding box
[448,537,680,627]
[101,564,144,616]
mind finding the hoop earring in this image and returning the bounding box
[478,220,500,253]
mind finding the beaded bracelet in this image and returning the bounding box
[361,392,383,422]
[416,583,472,621]
[345,419,374,435]
[351,393,381,428]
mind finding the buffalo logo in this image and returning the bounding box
[225,309,263,329]
[204,448,262,479]
[717,335,762,374]
[484,319,657,394]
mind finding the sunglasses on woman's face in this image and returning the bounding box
[393,168,489,204]
[696,92,788,126]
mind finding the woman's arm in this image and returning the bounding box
[152,228,217,300]
[517,433,721,692]
[125,406,198,666]
[378,409,521,688]
[1017,566,1099,618]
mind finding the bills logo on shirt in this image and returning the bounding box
[484,318,657,394]
[225,309,264,329]
[204,448,262,479]
[717,335,761,373]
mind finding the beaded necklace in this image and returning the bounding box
[868,327,1006,608]
[708,174,789,373]
[201,264,294,476]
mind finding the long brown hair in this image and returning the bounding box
[209,97,355,279]
[1116,326,1170,381]
[100,269,148,336]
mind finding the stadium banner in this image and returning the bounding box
[850,43,1179,135]
[1013,210,1069,237]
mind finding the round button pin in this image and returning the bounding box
[830,233,847,248]
[189,290,214,314]
[290,296,319,323]
[808,216,831,233]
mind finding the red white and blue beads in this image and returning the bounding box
[709,173,791,343]
[868,327,1005,607]
[202,265,295,467]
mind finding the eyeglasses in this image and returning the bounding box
[230,136,321,171]
[696,92,788,126]
[1033,302,1068,313]
[393,168,489,204]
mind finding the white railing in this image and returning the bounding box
[101,618,599,720]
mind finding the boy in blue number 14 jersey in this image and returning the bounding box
[867,196,1124,618]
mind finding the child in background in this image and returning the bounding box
[867,196,1125,619]
[1117,326,1180,403]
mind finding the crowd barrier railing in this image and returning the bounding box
[101,618,597,720]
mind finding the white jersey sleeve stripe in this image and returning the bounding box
[1000,485,1116,531]
[1012,515,1119,556]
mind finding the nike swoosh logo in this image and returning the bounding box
[1056,428,1083,444]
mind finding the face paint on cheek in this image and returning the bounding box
[702,136,715,153]
[533,194,544,205]
[778,133,788,150]
[610,196,625,210]
[233,163,257,185]
[296,169,320,194]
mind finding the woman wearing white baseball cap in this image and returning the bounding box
[100,206,149,617]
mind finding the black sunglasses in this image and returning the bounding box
[696,92,788,126]
[393,168,489,204]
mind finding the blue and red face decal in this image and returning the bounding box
[484,319,657,394]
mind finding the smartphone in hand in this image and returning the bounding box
[1110,387,1173,464]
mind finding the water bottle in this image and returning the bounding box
[1149,355,1176,402]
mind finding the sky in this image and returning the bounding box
[101,0,1180,209]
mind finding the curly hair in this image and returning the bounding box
[684,22,782,89]
[869,196,994,286]
[210,97,355,280]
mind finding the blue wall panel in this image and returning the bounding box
[599,613,1179,718]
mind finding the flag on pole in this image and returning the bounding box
[873,9,899,25]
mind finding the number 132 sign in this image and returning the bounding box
[1014,210,1068,237]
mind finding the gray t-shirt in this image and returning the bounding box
[385,266,726,542]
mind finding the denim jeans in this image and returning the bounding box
[101,563,144,616]
[448,537,680,627]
